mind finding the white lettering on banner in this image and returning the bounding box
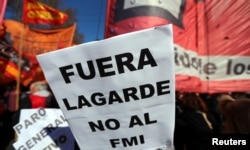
[14,108,46,134]
[174,44,250,80]
[59,48,158,84]
[62,80,170,110]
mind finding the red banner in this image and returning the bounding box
[105,0,250,93]
[22,0,69,25]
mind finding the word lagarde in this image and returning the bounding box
[62,80,170,110]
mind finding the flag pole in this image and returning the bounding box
[14,23,25,141]
[15,24,25,112]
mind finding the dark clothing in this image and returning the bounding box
[0,111,15,150]
[12,92,52,126]
[174,110,214,150]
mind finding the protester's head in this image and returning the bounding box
[218,97,250,134]
[29,81,48,94]
[217,93,235,102]
[180,93,208,112]
[216,94,235,114]
[176,91,184,101]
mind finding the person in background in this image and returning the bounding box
[174,92,215,150]
[1,83,18,150]
[0,93,10,150]
[217,95,250,134]
[28,81,51,108]
[200,93,224,134]
[6,81,53,149]
[12,81,51,126]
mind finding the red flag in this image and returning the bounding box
[105,0,250,93]
[0,39,32,85]
[22,0,69,25]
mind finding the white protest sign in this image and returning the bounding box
[13,108,75,150]
[37,24,175,150]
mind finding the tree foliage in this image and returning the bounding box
[6,0,84,44]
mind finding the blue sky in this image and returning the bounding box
[4,0,107,43]
[63,0,107,43]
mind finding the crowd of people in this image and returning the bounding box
[0,81,59,149]
[174,92,250,150]
[0,81,250,150]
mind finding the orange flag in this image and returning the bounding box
[4,19,76,58]
[22,0,69,25]
[4,20,76,85]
